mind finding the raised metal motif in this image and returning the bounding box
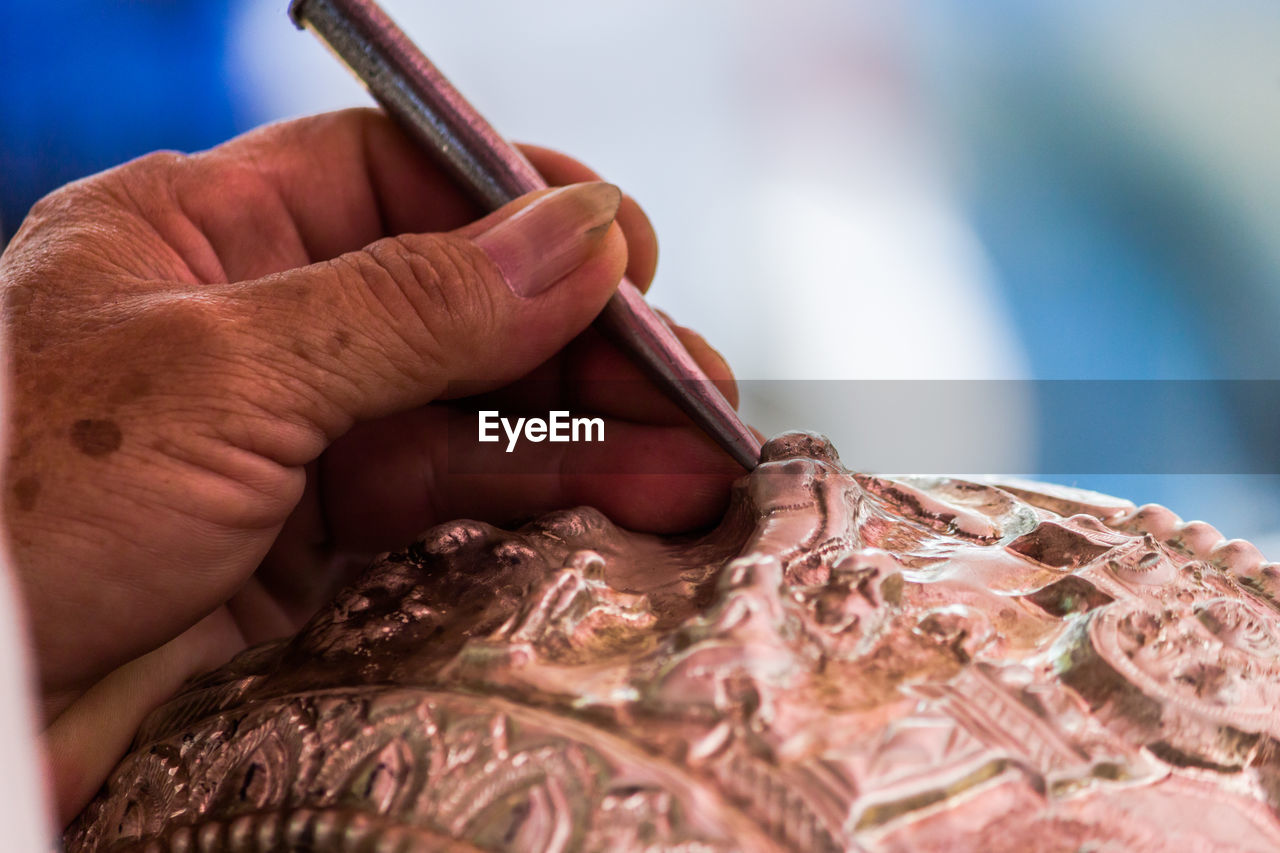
[67,433,1280,851]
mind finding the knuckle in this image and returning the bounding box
[176,154,272,214]
[353,234,500,362]
[128,149,188,174]
[18,150,188,235]
[21,181,88,227]
[103,150,188,210]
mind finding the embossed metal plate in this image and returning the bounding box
[68,433,1280,851]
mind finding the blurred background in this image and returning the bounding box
[2,0,1278,554]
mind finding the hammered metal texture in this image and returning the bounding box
[67,433,1280,851]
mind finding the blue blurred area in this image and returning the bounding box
[912,1,1280,539]
[917,1,1280,381]
[0,1,242,237]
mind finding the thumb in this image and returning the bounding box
[218,181,625,454]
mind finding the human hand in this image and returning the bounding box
[0,108,743,819]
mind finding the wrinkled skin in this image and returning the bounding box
[0,107,745,820]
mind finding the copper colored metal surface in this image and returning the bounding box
[288,0,761,471]
[68,433,1280,851]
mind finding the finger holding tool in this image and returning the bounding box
[289,0,762,471]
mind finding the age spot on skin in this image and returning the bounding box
[12,476,40,511]
[70,419,123,457]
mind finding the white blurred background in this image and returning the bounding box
[3,0,1279,553]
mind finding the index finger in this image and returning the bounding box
[514,145,660,292]
[193,109,659,289]
[191,107,483,264]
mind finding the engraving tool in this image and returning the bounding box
[289,0,762,470]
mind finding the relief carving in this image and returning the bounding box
[68,433,1280,851]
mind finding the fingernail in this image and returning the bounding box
[474,182,622,297]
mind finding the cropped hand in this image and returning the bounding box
[0,108,742,819]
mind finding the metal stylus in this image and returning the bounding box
[289,0,761,471]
